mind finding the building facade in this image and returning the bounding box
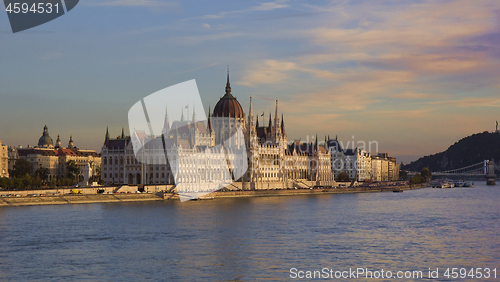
[327,137,398,182]
[326,137,372,181]
[0,141,8,178]
[101,72,335,189]
[9,125,101,183]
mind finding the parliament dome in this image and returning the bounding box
[38,124,54,148]
[212,72,244,119]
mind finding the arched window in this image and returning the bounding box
[104,158,107,165]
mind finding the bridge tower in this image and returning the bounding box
[486,160,496,186]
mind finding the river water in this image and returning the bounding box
[0,183,499,281]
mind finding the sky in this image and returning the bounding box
[1,0,499,161]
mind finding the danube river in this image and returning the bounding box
[0,183,498,281]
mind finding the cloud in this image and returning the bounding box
[238,60,299,86]
[430,97,500,108]
[185,0,289,21]
[92,0,177,7]
[237,0,500,119]
[391,91,448,100]
[253,1,288,11]
[165,32,243,45]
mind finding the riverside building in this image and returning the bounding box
[9,125,101,183]
[0,141,8,178]
[101,73,336,189]
[326,137,398,182]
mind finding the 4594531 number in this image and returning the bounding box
[443,268,496,279]
[5,2,60,14]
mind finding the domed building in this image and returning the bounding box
[38,124,54,148]
[211,71,246,148]
[10,124,101,185]
[212,73,245,119]
[101,71,336,190]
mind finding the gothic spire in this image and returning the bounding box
[281,113,285,135]
[207,105,213,132]
[248,97,254,121]
[121,128,125,139]
[225,66,231,95]
[192,104,196,122]
[163,105,170,133]
[256,116,259,128]
[181,107,184,121]
[105,127,110,141]
[268,112,273,134]
[274,99,279,130]
[315,134,318,151]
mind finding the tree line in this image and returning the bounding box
[0,159,100,190]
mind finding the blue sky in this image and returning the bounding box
[1,0,499,160]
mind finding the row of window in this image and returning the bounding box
[103,172,167,179]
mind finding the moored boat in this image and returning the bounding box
[435,179,454,188]
[454,180,465,187]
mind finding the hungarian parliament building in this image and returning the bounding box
[101,73,398,190]
[101,74,336,190]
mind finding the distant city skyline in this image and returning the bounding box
[1,0,499,158]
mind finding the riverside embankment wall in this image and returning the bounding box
[202,184,423,199]
[0,193,163,206]
[0,184,425,207]
[1,184,174,197]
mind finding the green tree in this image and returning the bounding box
[12,159,33,178]
[35,167,50,184]
[66,160,80,181]
[399,170,408,180]
[420,167,432,182]
[336,172,351,182]
[409,174,425,184]
[0,177,13,189]
[57,177,64,186]
[20,173,33,190]
[12,178,22,190]
[32,175,42,188]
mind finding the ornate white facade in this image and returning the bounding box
[101,72,336,189]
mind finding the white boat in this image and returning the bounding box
[434,179,454,188]
[454,180,465,187]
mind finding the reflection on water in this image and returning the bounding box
[0,183,499,281]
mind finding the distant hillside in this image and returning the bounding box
[402,132,500,172]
